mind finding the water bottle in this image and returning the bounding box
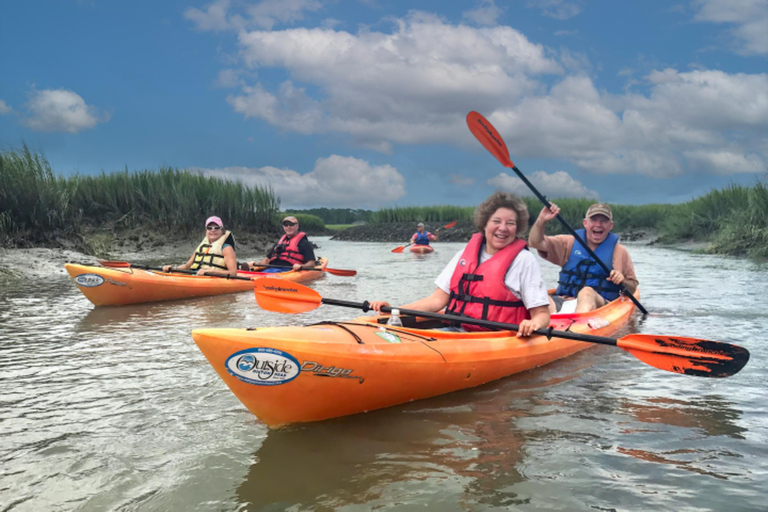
[386,308,403,327]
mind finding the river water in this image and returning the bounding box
[1,237,766,511]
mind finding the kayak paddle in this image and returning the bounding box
[244,263,356,277]
[466,111,648,316]
[253,278,749,378]
[392,220,458,253]
[99,259,355,277]
[97,260,255,281]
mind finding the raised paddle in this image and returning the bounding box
[392,220,458,253]
[253,278,749,378]
[99,259,355,277]
[465,111,649,316]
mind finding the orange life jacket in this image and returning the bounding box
[446,233,530,331]
[269,232,307,266]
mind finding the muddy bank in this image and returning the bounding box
[0,227,280,281]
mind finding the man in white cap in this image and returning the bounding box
[529,202,638,313]
[163,215,238,276]
[246,216,317,272]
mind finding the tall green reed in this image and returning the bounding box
[1,146,280,244]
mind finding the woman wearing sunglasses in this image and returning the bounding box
[162,216,238,277]
[244,216,316,272]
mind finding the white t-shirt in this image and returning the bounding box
[435,245,550,310]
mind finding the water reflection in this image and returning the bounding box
[235,353,593,510]
[614,395,746,480]
[619,395,745,439]
[3,240,768,511]
[237,411,459,510]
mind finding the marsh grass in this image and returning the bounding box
[3,146,765,258]
[371,205,475,224]
[1,146,280,246]
[367,186,767,259]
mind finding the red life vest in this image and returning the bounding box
[269,232,307,266]
[446,233,530,331]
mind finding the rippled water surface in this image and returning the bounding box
[1,238,766,511]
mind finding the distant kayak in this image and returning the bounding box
[65,258,328,307]
[409,245,434,254]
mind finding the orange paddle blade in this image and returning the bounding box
[253,278,322,313]
[391,246,406,254]
[98,259,131,268]
[443,221,457,229]
[326,267,357,277]
[466,111,514,168]
[617,334,750,378]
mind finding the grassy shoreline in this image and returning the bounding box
[2,146,766,259]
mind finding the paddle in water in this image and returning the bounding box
[465,111,648,316]
[253,278,749,378]
[99,259,356,277]
[392,220,458,253]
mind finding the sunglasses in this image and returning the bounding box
[206,225,222,230]
[282,221,297,227]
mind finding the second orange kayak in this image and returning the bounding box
[409,245,434,254]
[65,258,328,306]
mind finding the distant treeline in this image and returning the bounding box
[2,146,766,258]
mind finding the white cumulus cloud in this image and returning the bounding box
[185,0,323,32]
[201,10,767,179]
[190,155,406,208]
[693,0,768,55]
[228,13,561,147]
[526,0,584,20]
[22,89,109,133]
[0,100,12,115]
[488,170,599,199]
[462,0,504,26]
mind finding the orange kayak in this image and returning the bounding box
[409,244,434,254]
[192,291,637,427]
[65,258,328,306]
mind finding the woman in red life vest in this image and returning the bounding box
[162,216,238,277]
[370,192,550,337]
[245,216,317,272]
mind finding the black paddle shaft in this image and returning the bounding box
[130,264,253,281]
[509,165,648,315]
[324,298,619,347]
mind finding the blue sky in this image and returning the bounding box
[1,1,766,209]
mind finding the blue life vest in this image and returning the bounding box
[414,231,431,245]
[555,229,622,301]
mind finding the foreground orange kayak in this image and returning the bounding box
[410,244,434,254]
[65,259,328,306]
[192,291,637,428]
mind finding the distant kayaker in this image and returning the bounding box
[245,215,317,272]
[163,216,238,277]
[529,202,638,313]
[370,192,551,337]
[411,222,437,246]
